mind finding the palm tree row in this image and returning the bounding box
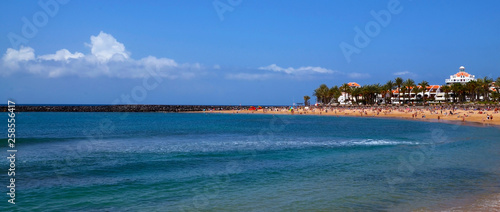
[440,77,497,103]
[313,84,342,104]
[312,76,500,105]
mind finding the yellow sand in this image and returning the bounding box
[199,107,500,127]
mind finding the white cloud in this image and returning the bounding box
[393,71,411,76]
[139,56,178,69]
[225,64,337,81]
[225,73,273,80]
[87,31,130,62]
[258,64,335,74]
[0,32,201,79]
[38,49,84,61]
[2,46,35,69]
[348,72,370,79]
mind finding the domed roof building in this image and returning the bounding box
[445,66,475,84]
[347,82,361,88]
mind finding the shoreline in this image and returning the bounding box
[451,194,500,211]
[4,104,498,127]
[197,108,500,127]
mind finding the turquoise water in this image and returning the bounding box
[1,112,500,211]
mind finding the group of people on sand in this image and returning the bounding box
[221,105,499,125]
[485,114,494,122]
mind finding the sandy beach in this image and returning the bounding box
[202,106,500,127]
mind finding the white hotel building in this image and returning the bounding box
[445,66,475,84]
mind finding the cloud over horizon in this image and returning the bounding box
[1,32,370,83]
[348,72,370,79]
[258,64,335,75]
[223,63,371,81]
[222,64,338,81]
[393,71,415,76]
[225,73,274,80]
[1,31,202,79]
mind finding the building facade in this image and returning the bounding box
[445,66,475,84]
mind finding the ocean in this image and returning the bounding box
[1,112,500,211]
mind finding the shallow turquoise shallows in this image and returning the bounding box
[1,112,500,211]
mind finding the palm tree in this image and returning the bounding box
[480,77,493,101]
[351,87,361,104]
[362,85,370,105]
[395,77,403,105]
[412,86,421,104]
[373,84,382,105]
[441,85,451,103]
[313,84,329,104]
[404,79,415,104]
[465,80,478,102]
[329,86,341,104]
[496,77,500,94]
[313,86,321,104]
[324,86,340,104]
[359,85,369,105]
[380,85,389,105]
[360,84,379,105]
[451,83,464,103]
[418,80,429,104]
[400,86,407,104]
[303,95,311,106]
[491,92,500,102]
[340,83,351,103]
[384,80,394,105]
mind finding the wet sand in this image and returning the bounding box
[439,193,500,212]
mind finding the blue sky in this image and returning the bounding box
[1,0,499,105]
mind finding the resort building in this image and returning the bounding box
[445,66,475,84]
[333,66,494,105]
[338,82,361,104]
[391,85,444,104]
[420,85,442,100]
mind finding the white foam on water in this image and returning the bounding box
[76,137,424,154]
[15,136,426,161]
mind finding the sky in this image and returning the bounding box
[1,0,499,105]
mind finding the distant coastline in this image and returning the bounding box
[200,105,500,127]
[4,104,499,127]
[0,105,243,112]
